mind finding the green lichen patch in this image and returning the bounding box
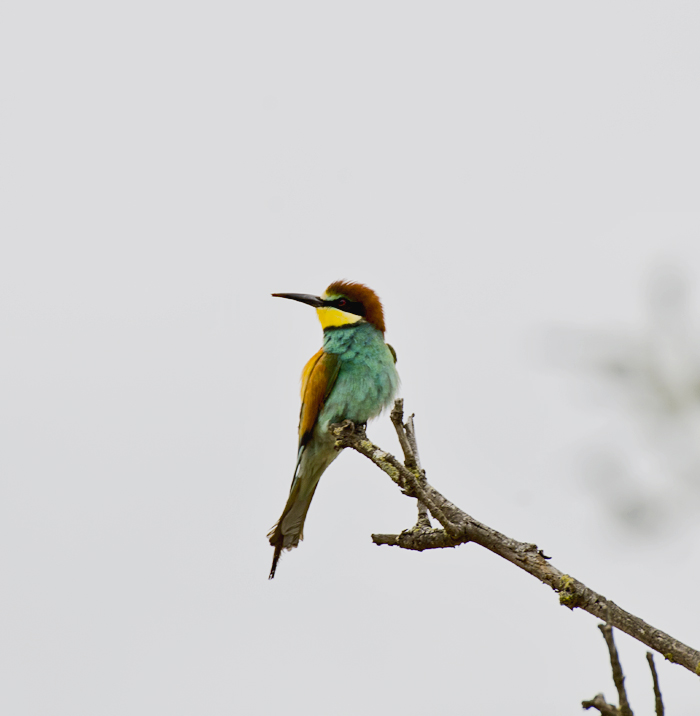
[557,574,581,609]
[380,463,400,483]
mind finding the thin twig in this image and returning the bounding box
[390,400,417,470]
[599,624,633,716]
[646,652,664,716]
[329,406,700,678]
[372,530,457,550]
[405,412,431,528]
[390,400,430,528]
[582,693,619,715]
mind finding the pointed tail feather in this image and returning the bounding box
[269,540,284,579]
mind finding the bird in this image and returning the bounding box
[268,280,399,579]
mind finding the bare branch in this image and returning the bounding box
[646,652,664,716]
[329,408,700,678]
[332,419,463,537]
[599,624,633,716]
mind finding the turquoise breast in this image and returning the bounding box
[320,322,399,426]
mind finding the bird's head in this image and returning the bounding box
[272,280,386,333]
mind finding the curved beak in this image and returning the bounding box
[271,292,324,308]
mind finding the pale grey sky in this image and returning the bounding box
[2,2,700,714]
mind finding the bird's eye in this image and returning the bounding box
[338,299,347,308]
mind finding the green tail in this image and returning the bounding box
[267,436,338,579]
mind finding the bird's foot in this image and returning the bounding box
[329,419,368,448]
[334,419,367,436]
[336,419,355,433]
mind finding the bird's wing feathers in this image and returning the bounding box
[298,348,341,447]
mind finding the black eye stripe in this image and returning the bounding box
[328,298,366,316]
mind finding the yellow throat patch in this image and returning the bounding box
[316,307,363,330]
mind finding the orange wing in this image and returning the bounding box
[298,348,340,447]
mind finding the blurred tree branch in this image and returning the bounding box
[646,651,665,716]
[596,623,633,716]
[330,399,700,678]
[582,693,620,716]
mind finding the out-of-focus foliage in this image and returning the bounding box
[552,265,700,533]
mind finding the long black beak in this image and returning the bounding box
[271,292,325,308]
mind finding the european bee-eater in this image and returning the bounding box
[268,281,399,579]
